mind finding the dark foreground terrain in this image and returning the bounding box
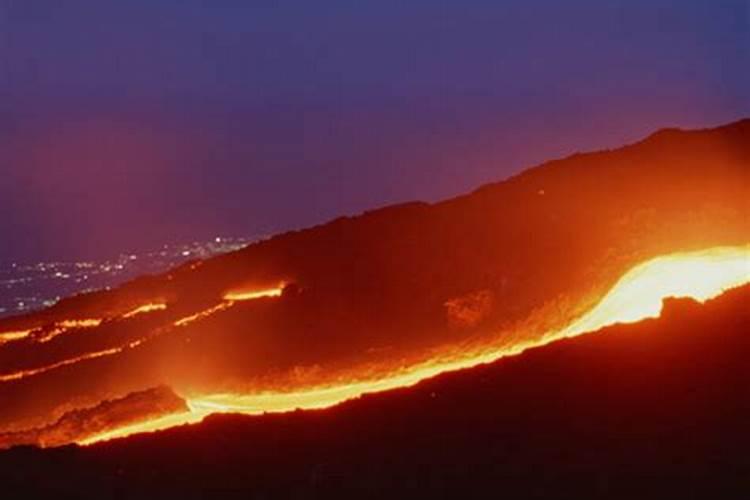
[2,284,748,499]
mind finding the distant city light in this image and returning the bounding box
[0,236,254,318]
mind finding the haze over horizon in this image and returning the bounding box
[1,0,748,263]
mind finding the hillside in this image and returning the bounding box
[0,119,748,439]
[2,283,748,499]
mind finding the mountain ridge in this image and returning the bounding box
[0,118,747,441]
[1,117,747,330]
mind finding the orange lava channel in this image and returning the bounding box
[0,346,122,383]
[0,292,283,383]
[223,284,285,301]
[0,329,33,344]
[174,302,233,327]
[81,245,750,446]
[122,302,167,319]
[0,303,167,347]
[0,320,103,346]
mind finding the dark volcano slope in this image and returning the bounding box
[0,120,748,431]
[11,118,748,330]
[3,285,749,499]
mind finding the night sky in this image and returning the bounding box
[1,0,748,263]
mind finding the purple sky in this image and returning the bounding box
[1,0,748,263]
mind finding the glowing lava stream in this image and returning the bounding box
[0,289,284,382]
[0,303,166,347]
[0,329,33,344]
[224,283,285,301]
[122,302,168,319]
[0,340,148,383]
[80,245,749,446]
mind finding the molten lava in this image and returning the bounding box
[0,302,167,348]
[0,291,285,384]
[0,320,102,346]
[557,246,750,338]
[79,245,749,446]
[0,329,33,343]
[0,346,123,383]
[170,285,284,329]
[122,302,167,318]
[58,319,104,329]
[173,302,233,327]
[223,284,285,302]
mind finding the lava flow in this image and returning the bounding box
[0,291,278,383]
[80,245,750,446]
[122,302,168,318]
[173,284,285,327]
[0,329,33,343]
[223,283,286,301]
[0,319,104,346]
[0,302,167,348]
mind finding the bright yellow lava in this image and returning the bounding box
[0,304,221,382]
[223,284,285,302]
[122,303,168,319]
[0,294,286,383]
[0,346,122,382]
[58,319,103,329]
[0,304,168,347]
[0,320,102,346]
[174,302,234,327]
[0,329,33,344]
[80,245,750,446]
[557,245,750,338]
